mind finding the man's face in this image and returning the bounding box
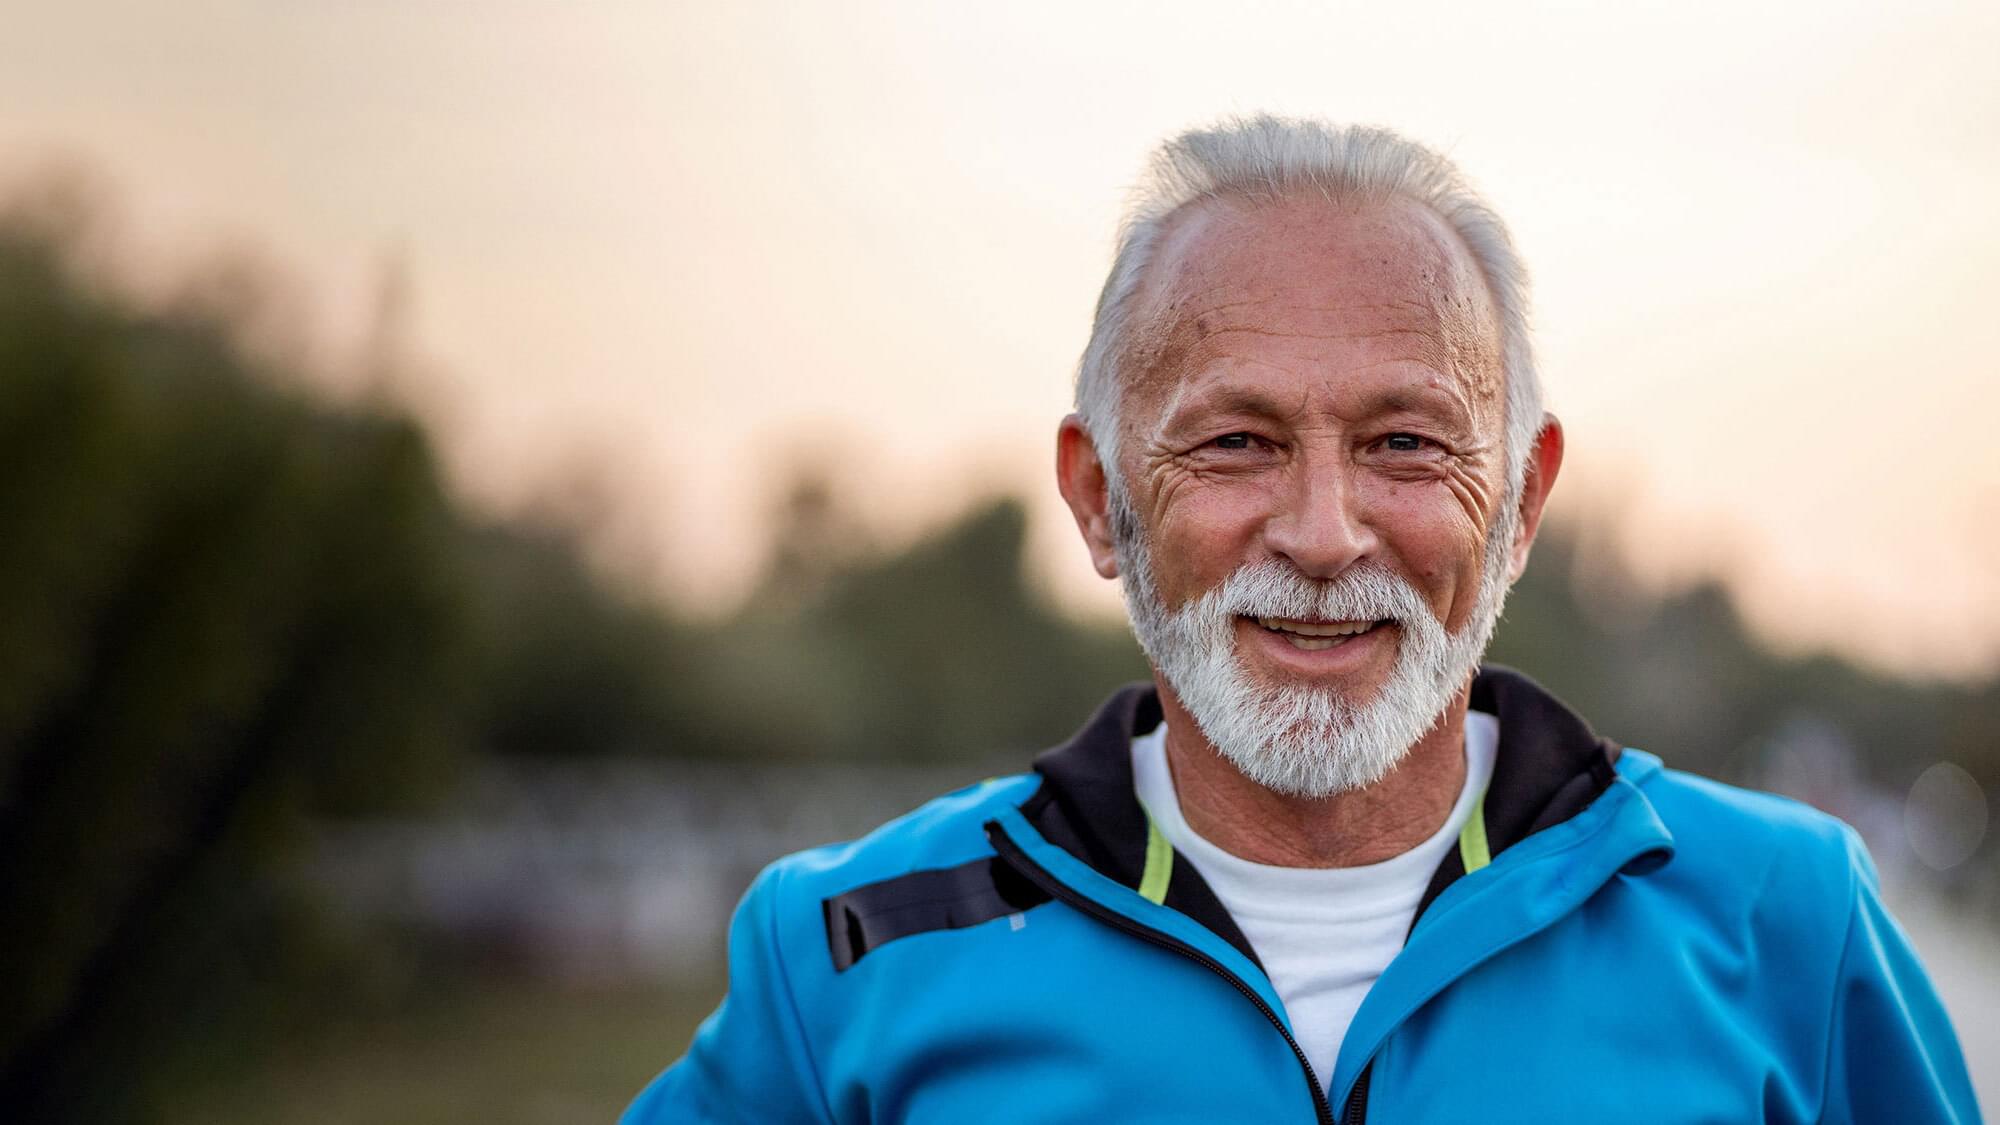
[1109,194,1515,792]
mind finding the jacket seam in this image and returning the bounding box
[769,862,839,1125]
[1812,832,1863,1122]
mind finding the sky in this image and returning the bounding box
[3,0,1997,678]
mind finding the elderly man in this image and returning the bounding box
[626,118,1977,1123]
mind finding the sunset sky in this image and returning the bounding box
[4,0,1997,677]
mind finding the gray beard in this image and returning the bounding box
[1112,490,1516,799]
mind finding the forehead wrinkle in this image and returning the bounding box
[1143,293,1453,391]
[1181,319,1465,398]
[1120,193,1506,438]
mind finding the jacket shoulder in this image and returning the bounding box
[761,771,1041,904]
[1630,754,1860,853]
[1620,751,1871,920]
[622,773,1044,1123]
[1612,754,1977,1121]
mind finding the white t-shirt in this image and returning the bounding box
[1131,711,1498,1091]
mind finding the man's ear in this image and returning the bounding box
[1056,414,1122,579]
[1507,414,1565,582]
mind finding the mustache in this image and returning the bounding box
[1204,559,1436,626]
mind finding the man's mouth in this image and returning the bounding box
[1249,616,1390,652]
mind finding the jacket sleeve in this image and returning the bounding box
[1818,828,1981,1125]
[622,862,834,1125]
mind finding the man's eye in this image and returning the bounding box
[1384,434,1426,452]
[1212,433,1254,450]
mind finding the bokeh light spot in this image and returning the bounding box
[1904,762,1989,871]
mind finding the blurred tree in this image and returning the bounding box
[1490,522,1998,881]
[460,520,720,760]
[702,489,1149,763]
[0,209,470,1121]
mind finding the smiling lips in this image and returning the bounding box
[1251,616,1388,651]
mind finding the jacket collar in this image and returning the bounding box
[1414,666,1623,916]
[1020,665,1624,960]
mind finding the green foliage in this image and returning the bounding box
[1490,528,2000,806]
[460,522,715,759]
[0,221,471,1120]
[704,496,1148,762]
[0,204,1142,1122]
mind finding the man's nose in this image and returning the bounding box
[1260,460,1379,579]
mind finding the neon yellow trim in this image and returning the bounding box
[1138,814,1174,904]
[1458,787,1492,874]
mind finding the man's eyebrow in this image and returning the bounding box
[1168,381,1296,420]
[1367,387,1458,416]
[1345,372,1481,419]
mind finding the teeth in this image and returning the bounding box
[1255,616,1377,637]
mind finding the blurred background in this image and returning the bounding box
[2,1,1996,1120]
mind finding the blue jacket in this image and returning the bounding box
[626,668,1980,1123]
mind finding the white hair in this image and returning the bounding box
[1083,117,1540,788]
[1121,544,1514,797]
[1076,115,1543,509]
[1115,441,1521,796]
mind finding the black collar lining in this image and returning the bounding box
[1018,666,1622,961]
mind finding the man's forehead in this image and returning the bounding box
[1124,193,1502,403]
[1155,194,1476,288]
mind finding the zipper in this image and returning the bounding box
[985,821,1336,1125]
[1343,1063,1370,1124]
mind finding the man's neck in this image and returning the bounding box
[1157,680,1472,869]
